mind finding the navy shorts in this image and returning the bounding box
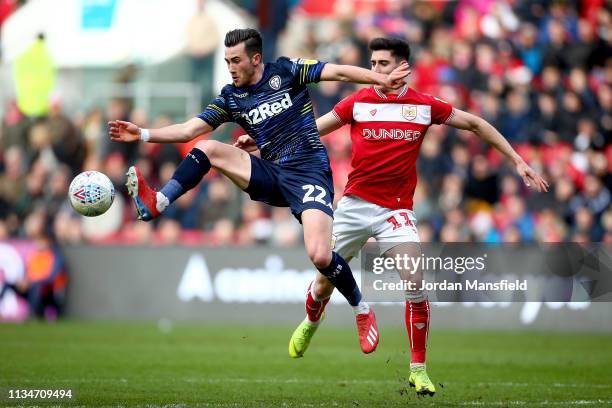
[244,155,334,221]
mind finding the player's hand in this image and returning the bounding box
[108,120,141,143]
[233,134,258,152]
[516,161,549,192]
[384,61,411,89]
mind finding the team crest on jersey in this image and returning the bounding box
[402,105,418,121]
[269,75,282,90]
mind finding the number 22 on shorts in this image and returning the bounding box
[302,184,332,209]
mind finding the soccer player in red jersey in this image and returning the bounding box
[236,37,548,396]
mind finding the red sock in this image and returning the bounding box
[305,282,330,323]
[405,299,430,364]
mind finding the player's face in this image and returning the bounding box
[224,43,261,87]
[370,50,404,75]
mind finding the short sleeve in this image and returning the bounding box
[277,57,327,85]
[197,92,231,129]
[428,95,454,125]
[332,93,356,124]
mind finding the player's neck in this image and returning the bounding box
[376,85,404,97]
[383,88,396,96]
[246,64,265,87]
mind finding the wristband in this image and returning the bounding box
[140,128,151,142]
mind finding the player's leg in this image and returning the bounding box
[288,210,339,358]
[382,242,434,396]
[279,170,377,354]
[125,140,251,220]
[302,209,379,354]
[290,197,371,357]
[307,274,333,323]
[374,209,435,396]
[306,196,372,323]
[301,209,363,307]
[288,273,333,358]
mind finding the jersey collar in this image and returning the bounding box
[374,85,408,99]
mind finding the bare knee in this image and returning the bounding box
[194,139,221,161]
[307,245,332,269]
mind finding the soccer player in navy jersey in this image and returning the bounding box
[109,28,409,350]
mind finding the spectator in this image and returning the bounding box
[576,174,611,217]
[14,158,47,221]
[465,155,499,205]
[43,164,71,217]
[567,19,597,69]
[533,93,562,143]
[13,33,55,119]
[542,19,571,72]
[516,22,543,74]
[270,207,301,247]
[1,100,29,151]
[47,98,85,173]
[0,146,26,211]
[498,90,532,143]
[558,91,585,142]
[0,209,67,320]
[198,177,241,231]
[186,0,219,105]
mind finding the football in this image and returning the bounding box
[68,171,115,217]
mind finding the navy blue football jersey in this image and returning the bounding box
[197,57,330,170]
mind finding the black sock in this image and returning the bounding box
[317,252,362,307]
[160,148,211,204]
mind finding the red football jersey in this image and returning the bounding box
[332,86,454,210]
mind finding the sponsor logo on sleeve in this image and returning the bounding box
[291,58,319,65]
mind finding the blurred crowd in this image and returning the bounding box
[0,0,611,247]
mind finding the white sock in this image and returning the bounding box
[156,192,170,212]
[352,301,370,315]
[410,363,425,370]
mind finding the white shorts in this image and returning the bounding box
[331,195,420,260]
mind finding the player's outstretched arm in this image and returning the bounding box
[446,109,550,192]
[316,112,344,137]
[320,62,410,90]
[108,117,213,144]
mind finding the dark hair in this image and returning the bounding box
[224,28,263,57]
[369,37,411,62]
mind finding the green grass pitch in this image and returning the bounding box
[1,321,611,407]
